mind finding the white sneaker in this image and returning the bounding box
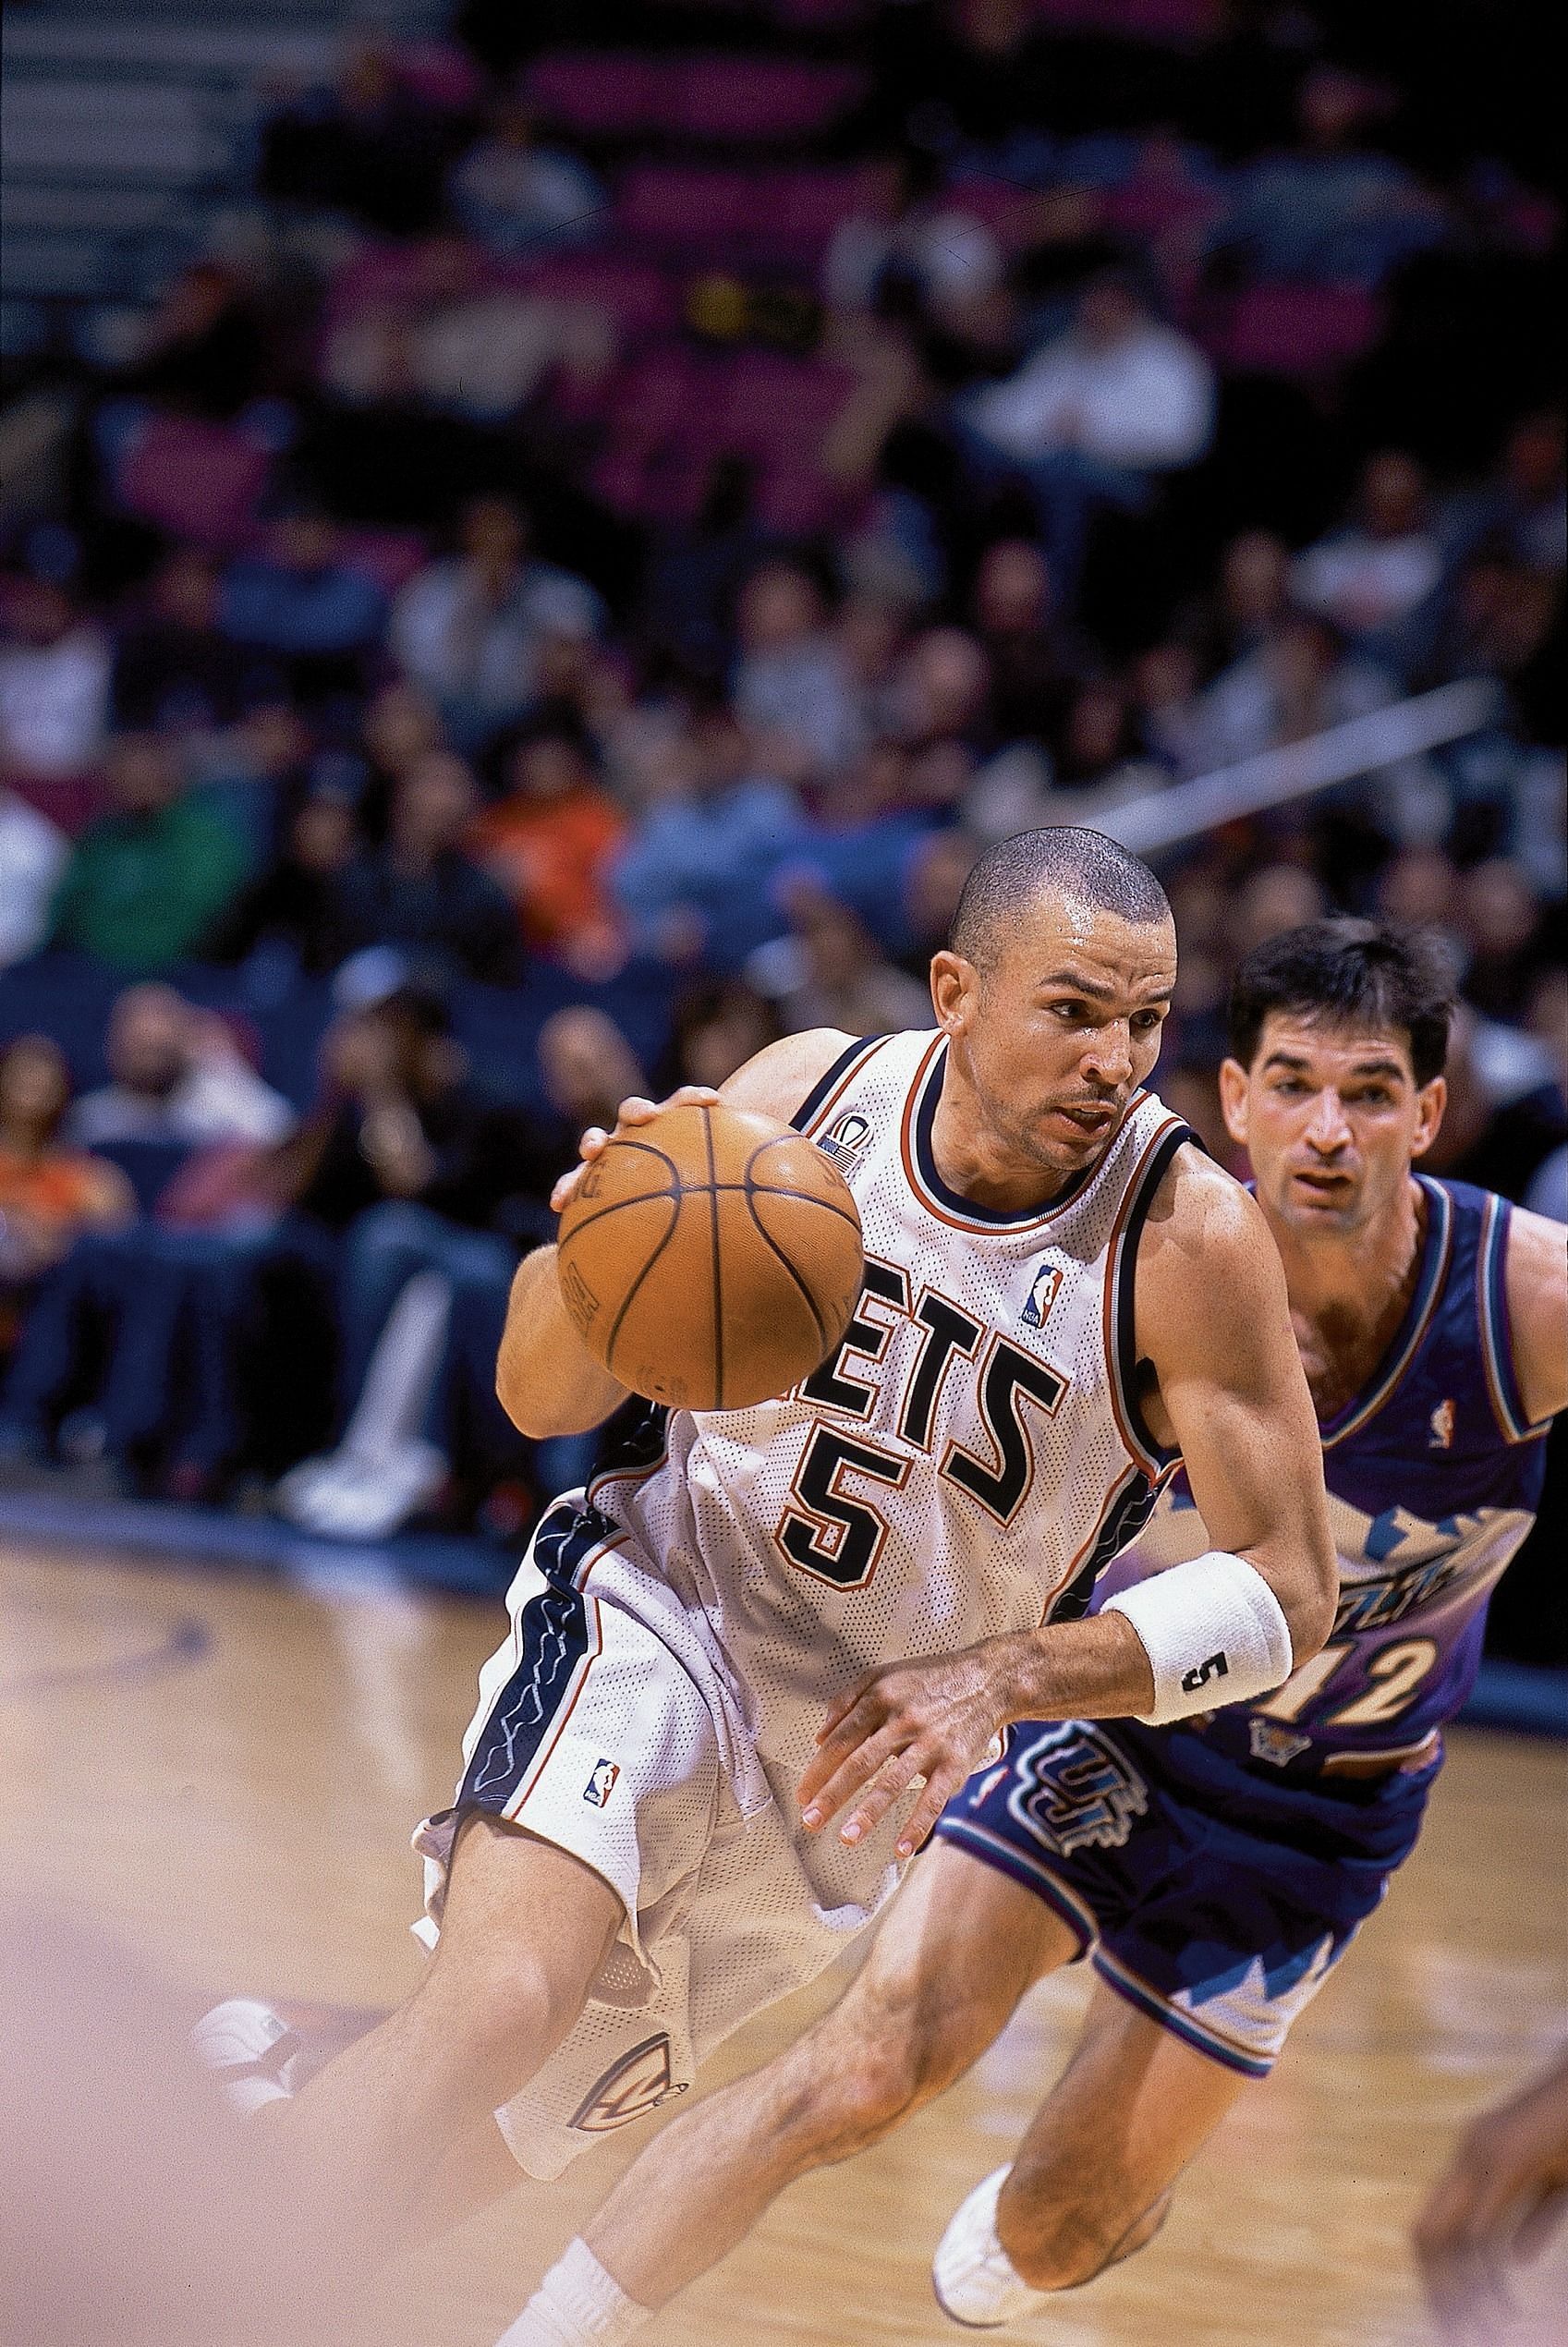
[932,2167,1050,2330]
[277,1438,446,1540]
[192,1998,305,2117]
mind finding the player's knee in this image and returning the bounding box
[1002,2180,1169,2293]
[800,1988,978,2159]
[419,1941,582,2101]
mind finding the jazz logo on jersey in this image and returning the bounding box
[1249,1718,1312,1768]
[1021,1263,1063,1330]
[1428,1397,1456,1451]
[818,1112,871,1178]
[569,2033,687,2134]
[583,1757,620,1808]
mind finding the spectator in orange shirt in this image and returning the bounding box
[0,1034,133,1353]
[472,718,626,978]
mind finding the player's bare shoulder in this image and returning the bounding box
[1504,1200,1568,1424]
[719,1028,859,1124]
[1136,1141,1277,1298]
[1131,1141,1295,1389]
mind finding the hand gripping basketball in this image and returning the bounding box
[549,1086,720,1218]
[553,1088,864,1414]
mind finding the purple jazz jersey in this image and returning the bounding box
[1090,1176,1549,1769]
[931,1179,1552,2076]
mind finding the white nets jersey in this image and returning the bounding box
[421,1029,1194,2176]
[580,1030,1192,1900]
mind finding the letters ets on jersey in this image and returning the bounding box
[577,1030,1192,1903]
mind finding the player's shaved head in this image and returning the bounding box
[948,827,1171,967]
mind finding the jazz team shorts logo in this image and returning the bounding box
[569,2034,687,2133]
[583,1757,620,1807]
[1006,1722,1149,1856]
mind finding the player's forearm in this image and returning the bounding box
[988,1611,1158,1726]
[495,1246,626,1439]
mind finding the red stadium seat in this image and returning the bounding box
[526,55,665,138]
[668,58,865,143]
[514,254,677,336]
[116,416,271,550]
[1204,283,1383,378]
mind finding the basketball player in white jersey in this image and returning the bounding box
[198,828,1335,2341]
[503,917,1564,2347]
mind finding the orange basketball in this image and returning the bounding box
[555,1101,864,1412]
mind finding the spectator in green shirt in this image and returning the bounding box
[48,733,252,972]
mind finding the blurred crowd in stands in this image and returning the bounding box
[0,1,1562,1608]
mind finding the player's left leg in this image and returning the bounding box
[498,1840,1076,2344]
[935,1976,1247,2325]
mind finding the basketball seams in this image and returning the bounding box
[746,1133,860,1230]
[561,1186,685,1245]
[558,1104,864,1412]
[602,1192,685,1372]
[743,1182,861,1229]
[701,1105,726,1412]
[745,1142,860,1319]
[740,1194,833,1351]
[557,1137,683,1246]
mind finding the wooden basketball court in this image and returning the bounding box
[4,1533,1564,2346]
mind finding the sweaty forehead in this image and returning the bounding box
[1002,894,1176,979]
[1254,1010,1416,1078]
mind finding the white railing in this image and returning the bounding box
[1081,677,1503,857]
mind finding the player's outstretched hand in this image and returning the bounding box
[550,1086,721,1216]
[1413,2051,1568,2341]
[799,1647,1006,1862]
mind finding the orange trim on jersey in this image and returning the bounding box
[589,1450,670,1509]
[1041,1462,1143,1624]
[800,1034,896,1138]
[1100,1113,1187,1481]
[897,1032,1151,1236]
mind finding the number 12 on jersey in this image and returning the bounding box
[1256,1636,1440,1730]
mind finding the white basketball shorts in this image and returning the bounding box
[412,1495,879,2180]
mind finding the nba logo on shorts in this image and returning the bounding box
[1022,1264,1063,1330]
[583,1757,620,1807]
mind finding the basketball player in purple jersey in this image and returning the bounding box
[504,918,1565,2345]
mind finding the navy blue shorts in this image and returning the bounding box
[932,1718,1439,2077]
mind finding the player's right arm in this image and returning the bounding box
[496,1030,857,1440]
[1506,1204,1568,1428]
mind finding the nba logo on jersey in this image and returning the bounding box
[1021,1263,1064,1330]
[817,1112,871,1178]
[1428,1397,1456,1450]
[583,1757,620,1808]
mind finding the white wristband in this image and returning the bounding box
[1104,1551,1294,1726]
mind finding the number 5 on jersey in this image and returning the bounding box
[776,1429,912,1588]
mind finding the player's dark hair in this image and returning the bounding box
[1228,918,1455,1086]
[948,826,1171,966]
